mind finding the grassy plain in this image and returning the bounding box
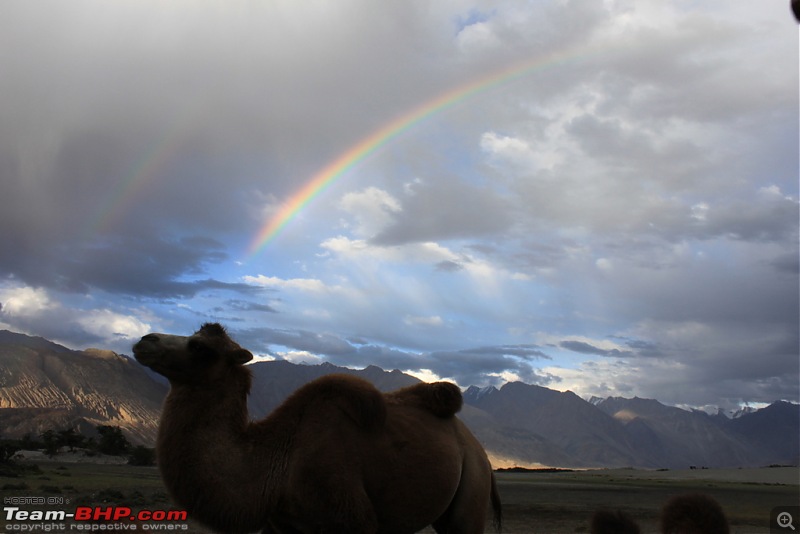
[1,461,797,533]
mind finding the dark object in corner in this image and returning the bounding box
[590,509,641,534]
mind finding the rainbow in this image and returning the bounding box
[248,47,589,256]
[83,107,199,239]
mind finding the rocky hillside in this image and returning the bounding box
[463,384,798,468]
[593,396,760,468]
[0,330,165,444]
[725,400,800,466]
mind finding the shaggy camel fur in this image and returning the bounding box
[660,493,729,534]
[590,493,729,534]
[589,509,641,534]
[133,323,501,534]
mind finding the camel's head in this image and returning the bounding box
[133,323,253,384]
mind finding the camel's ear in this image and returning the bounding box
[232,348,253,365]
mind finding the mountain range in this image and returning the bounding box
[0,330,797,469]
[0,330,166,445]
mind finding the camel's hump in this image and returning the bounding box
[388,381,463,418]
[288,374,387,430]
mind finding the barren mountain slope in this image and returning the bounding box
[0,333,165,444]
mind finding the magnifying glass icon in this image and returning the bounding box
[778,512,796,530]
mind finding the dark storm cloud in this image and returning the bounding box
[770,252,800,275]
[0,120,270,301]
[466,345,550,359]
[695,194,799,243]
[226,300,278,314]
[560,340,632,358]
[621,321,798,409]
[614,337,664,359]
[612,254,797,326]
[435,260,464,273]
[238,328,430,372]
[237,324,555,387]
[243,327,358,357]
[0,0,493,301]
[423,346,555,387]
[3,233,255,299]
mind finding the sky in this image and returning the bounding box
[0,0,797,412]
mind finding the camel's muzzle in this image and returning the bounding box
[132,333,162,365]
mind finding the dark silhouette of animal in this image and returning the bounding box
[133,323,501,534]
[590,493,729,534]
[590,509,641,534]
[660,493,729,534]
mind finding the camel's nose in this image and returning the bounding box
[132,333,161,356]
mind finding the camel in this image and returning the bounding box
[589,509,641,534]
[590,493,729,534]
[133,323,501,534]
[660,493,729,534]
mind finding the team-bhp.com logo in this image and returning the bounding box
[4,505,188,531]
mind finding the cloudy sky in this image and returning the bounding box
[1,0,797,411]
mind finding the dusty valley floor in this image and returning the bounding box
[1,460,797,533]
[483,467,799,533]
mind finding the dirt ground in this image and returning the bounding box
[2,461,798,533]
[484,467,799,533]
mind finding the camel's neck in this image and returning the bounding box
[161,369,251,436]
[157,368,289,532]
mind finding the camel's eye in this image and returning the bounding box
[187,338,213,359]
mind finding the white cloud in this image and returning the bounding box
[319,236,369,255]
[758,184,794,202]
[243,275,328,293]
[690,202,709,221]
[595,258,613,271]
[0,283,150,352]
[404,315,444,327]
[542,358,681,400]
[403,368,444,383]
[338,187,402,238]
[75,309,151,344]
[480,131,530,156]
[320,235,532,306]
[455,20,501,54]
[486,370,524,384]
[320,236,461,266]
[0,286,53,316]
